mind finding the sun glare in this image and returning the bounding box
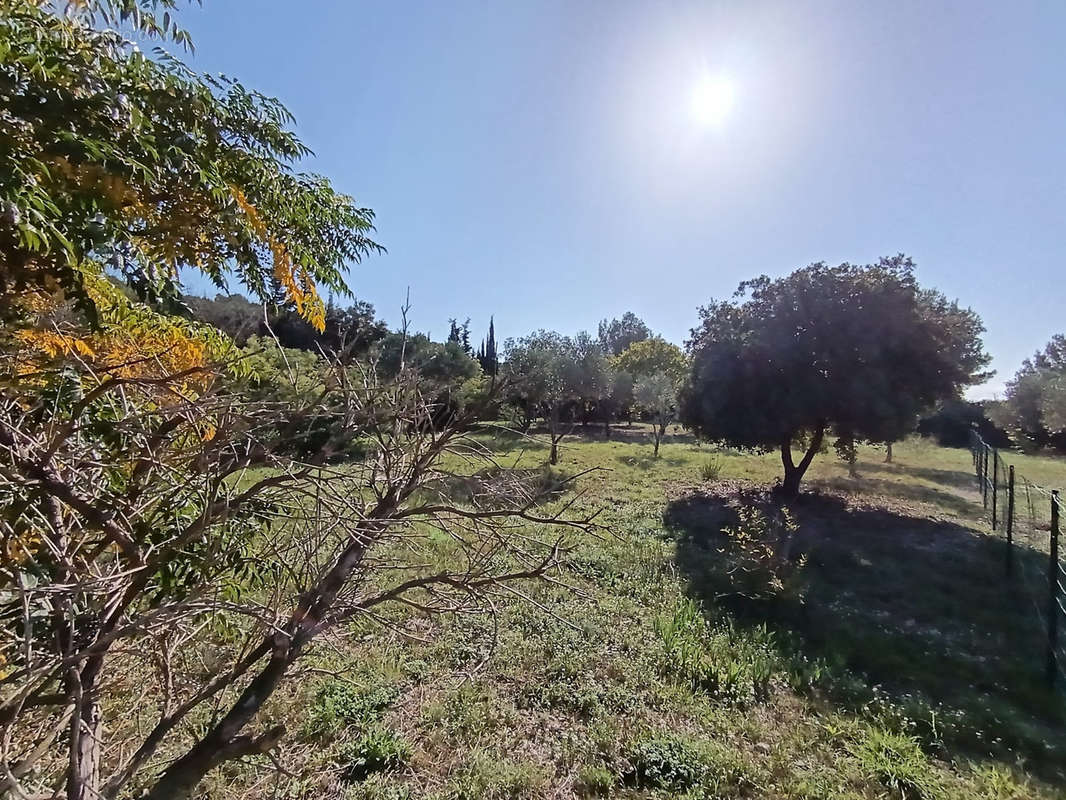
[690,75,735,128]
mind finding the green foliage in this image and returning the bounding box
[501,329,611,446]
[681,256,990,492]
[653,596,778,705]
[0,0,379,324]
[634,371,676,415]
[699,455,722,481]
[597,311,651,356]
[849,728,941,799]
[613,336,688,385]
[373,332,481,385]
[305,680,401,740]
[574,764,615,797]
[988,333,1066,450]
[623,735,708,791]
[338,726,411,783]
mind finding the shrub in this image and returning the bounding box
[699,456,722,481]
[305,680,400,739]
[623,735,707,790]
[339,726,411,782]
[575,764,615,797]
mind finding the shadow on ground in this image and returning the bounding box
[811,474,980,518]
[664,485,1066,779]
[859,460,980,492]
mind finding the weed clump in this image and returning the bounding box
[623,735,711,791]
[849,728,941,799]
[699,456,722,481]
[339,725,411,782]
[305,680,400,739]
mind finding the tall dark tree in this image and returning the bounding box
[447,317,473,356]
[598,311,651,356]
[478,315,499,376]
[680,257,991,496]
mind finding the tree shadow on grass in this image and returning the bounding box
[811,475,979,519]
[858,460,980,492]
[664,486,1066,782]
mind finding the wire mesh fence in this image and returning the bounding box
[970,430,1064,687]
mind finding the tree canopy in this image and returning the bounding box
[613,336,688,386]
[989,334,1066,450]
[680,256,991,495]
[502,330,610,462]
[0,0,380,332]
[597,311,651,356]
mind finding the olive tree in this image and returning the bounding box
[680,257,990,496]
[634,371,677,457]
[502,330,609,464]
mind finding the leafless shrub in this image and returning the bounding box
[0,352,598,799]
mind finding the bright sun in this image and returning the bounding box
[690,75,735,128]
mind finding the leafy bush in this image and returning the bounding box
[623,735,708,790]
[338,726,411,782]
[653,596,780,705]
[305,681,400,739]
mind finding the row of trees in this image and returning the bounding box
[496,258,994,495]
[501,325,688,461]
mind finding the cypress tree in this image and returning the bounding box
[479,316,498,376]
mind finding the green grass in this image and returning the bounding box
[206,427,1066,799]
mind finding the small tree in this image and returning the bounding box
[0,352,595,799]
[681,257,990,496]
[634,371,677,457]
[503,330,608,464]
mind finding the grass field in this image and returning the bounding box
[210,427,1066,800]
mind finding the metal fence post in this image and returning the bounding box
[1006,465,1015,576]
[982,445,989,509]
[991,449,998,530]
[1048,491,1061,687]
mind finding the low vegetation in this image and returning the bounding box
[184,430,1063,799]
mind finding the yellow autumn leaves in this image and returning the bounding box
[231,186,326,331]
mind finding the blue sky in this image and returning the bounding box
[179,1,1065,397]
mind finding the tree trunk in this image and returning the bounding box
[653,419,666,458]
[548,407,559,464]
[779,425,825,498]
[884,442,893,463]
[66,657,103,800]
